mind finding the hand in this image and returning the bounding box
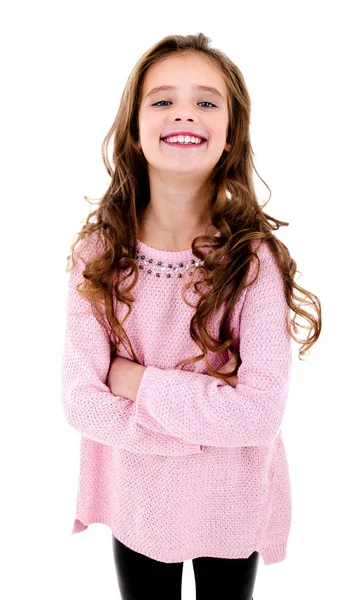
[106,356,146,401]
[106,356,128,397]
[217,352,239,388]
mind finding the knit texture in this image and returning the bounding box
[61,230,292,565]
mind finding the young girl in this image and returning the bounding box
[61,33,321,600]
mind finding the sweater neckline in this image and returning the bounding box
[136,231,221,261]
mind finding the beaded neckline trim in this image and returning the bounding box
[134,251,203,278]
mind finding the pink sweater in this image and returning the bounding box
[61,230,292,565]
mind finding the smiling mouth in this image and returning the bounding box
[161,138,207,147]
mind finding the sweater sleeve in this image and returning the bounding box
[134,240,292,448]
[60,235,202,456]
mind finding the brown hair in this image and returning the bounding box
[66,32,322,382]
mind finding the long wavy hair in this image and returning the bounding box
[66,32,322,382]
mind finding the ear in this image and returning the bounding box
[224,142,231,151]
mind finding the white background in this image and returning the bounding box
[1,1,363,598]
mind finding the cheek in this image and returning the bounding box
[140,112,160,130]
[142,124,162,144]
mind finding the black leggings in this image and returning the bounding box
[112,534,259,600]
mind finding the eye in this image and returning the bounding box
[152,100,216,108]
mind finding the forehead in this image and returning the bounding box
[141,54,227,100]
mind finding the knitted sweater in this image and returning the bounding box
[61,230,293,565]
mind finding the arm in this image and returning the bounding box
[106,353,238,403]
[60,235,202,456]
[134,240,292,447]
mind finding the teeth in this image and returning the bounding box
[164,135,203,144]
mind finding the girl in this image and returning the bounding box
[61,33,321,600]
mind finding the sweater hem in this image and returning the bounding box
[71,516,287,566]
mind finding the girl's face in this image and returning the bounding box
[137,53,231,179]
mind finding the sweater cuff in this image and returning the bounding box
[134,366,202,451]
[135,366,169,434]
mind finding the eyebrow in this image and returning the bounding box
[145,84,225,101]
